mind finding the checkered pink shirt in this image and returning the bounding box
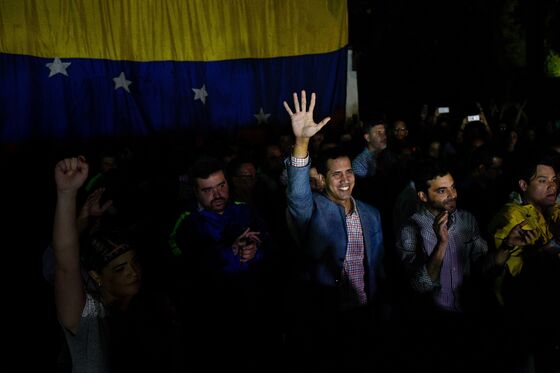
[342,204,367,307]
[290,154,309,167]
[290,154,367,308]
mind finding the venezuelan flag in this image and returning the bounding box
[0,0,348,142]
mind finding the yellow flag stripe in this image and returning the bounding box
[0,0,347,61]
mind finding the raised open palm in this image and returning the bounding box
[283,90,331,139]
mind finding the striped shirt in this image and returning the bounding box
[398,207,488,312]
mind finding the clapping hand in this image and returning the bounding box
[433,210,450,243]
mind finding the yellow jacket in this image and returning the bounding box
[489,202,560,303]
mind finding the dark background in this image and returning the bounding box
[4,0,560,368]
[348,0,559,123]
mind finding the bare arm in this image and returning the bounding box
[53,156,89,334]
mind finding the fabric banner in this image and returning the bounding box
[0,0,348,142]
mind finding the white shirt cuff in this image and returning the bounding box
[290,154,310,167]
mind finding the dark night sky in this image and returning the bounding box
[348,0,559,122]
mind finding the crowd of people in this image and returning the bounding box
[44,91,560,372]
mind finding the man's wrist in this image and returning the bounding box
[290,153,309,167]
[292,138,309,158]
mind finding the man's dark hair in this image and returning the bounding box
[362,115,387,135]
[226,156,255,179]
[514,154,558,193]
[411,158,451,194]
[188,156,224,186]
[315,146,351,176]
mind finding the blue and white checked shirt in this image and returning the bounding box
[397,206,490,312]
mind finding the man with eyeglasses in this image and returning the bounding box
[392,119,409,141]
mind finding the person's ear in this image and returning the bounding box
[418,191,428,203]
[89,270,102,287]
[319,174,326,187]
[363,132,370,143]
[519,179,528,192]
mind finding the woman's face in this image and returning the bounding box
[98,250,142,299]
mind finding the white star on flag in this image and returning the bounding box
[192,84,208,104]
[254,107,271,124]
[113,72,132,92]
[46,58,71,77]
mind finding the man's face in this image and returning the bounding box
[195,170,229,214]
[428,141,441,159]
[233,163,257,191]
[100,156,116,173]
[393,121,408,141]
[365,124,387,152]
[324,156,355,204]
[265,145,283,172]
[521,165,558,209]
[419,173,457,214]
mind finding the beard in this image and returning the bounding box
[210,198,227,212]
[431,198,457,213]
[442,199,457,212]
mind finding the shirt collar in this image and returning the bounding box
[346,197,358,216]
